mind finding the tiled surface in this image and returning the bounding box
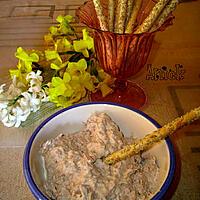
[0,0,200,199]
[0,147,34,200]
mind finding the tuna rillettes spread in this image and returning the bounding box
[41,113,159,200]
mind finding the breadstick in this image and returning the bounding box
[150,0,179,32]
[134,0,170,34]
[125,0,142,33]
[127,0,134,24]
[108,0,115,31]
[114,0,128,33]
[93,0,108,31]
[104,106,200,165]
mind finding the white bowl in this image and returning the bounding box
[23,102,175,200]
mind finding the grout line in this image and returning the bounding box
[0,145,24,148]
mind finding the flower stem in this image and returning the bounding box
[8,95,23,106]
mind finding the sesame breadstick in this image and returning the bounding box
[125,0,142,33]
[134,0,170,34]
[108,0,115,31]
[104,106,200,165]
[93,0,108,31]
[127,0,134,23]
[114,0,128,33]
[150,0,179,32]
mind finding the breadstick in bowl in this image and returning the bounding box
[104,106,200,165]
[150,0,179,32]
[114,0,128,33]
[93,0,108,31]
[134,0,170,34]
[126,0,142,33]
[108,0,115,31]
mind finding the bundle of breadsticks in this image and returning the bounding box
[92,0,179,34]
[104,106,200,165]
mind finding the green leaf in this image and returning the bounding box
[63,72,71,83]
[10,47,40,83]
[55,38,72,52]
[44,33,54,43]
[15,47,26,60]
[56,15,74,35]
[48,74,75,107]
[64,15,74,23]
[49,26,58,35]
[15,47,39,62]
[60,25,73,35]
[81,49,89,58]
[51,61,68,71]
[80,72,95,91]
[50,63,60,70]
[56,15,74,24]
[63,85,74,97]
[53,84,66,96]
[56,15,64,23]
[67,58,87,75]
[73,40,89,57]
[73,40,88,51]
[29,53,39,62]
[45,50,62,63]
[15,47,39,74]
[77,59,87,71]
[57,96,73,107]
[63,38,71,47]
[51,77,63,87]
[99,83,113,97]
[72,29,94,57]
[70,76,86,98]
[82,29,94,50]
[9,69,20,78]
[9,68,28,84]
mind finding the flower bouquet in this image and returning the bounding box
[0,15,114,127]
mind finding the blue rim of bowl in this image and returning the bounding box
[23,102,176,200]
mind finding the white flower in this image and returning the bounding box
[0,106,16,127]
[26,70,43,82]
[30,94,41,112]
[2,113,16,127]
[18,96,29,108]
[0,84,6,94]
[28,80,42,93]
[20,92,41,112]
[26,70,44,94]
[39,90,49,102]
[0,100,8,109]
[12,106,31,127]
[20,92,31,106]
[0,70,49,128]
[12,75,26,89]
[1,104,31,128]
[0,108,9,121]
[7,84,22,99]
[6,76,25,98]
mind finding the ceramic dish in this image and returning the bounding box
[23,102,175,200]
